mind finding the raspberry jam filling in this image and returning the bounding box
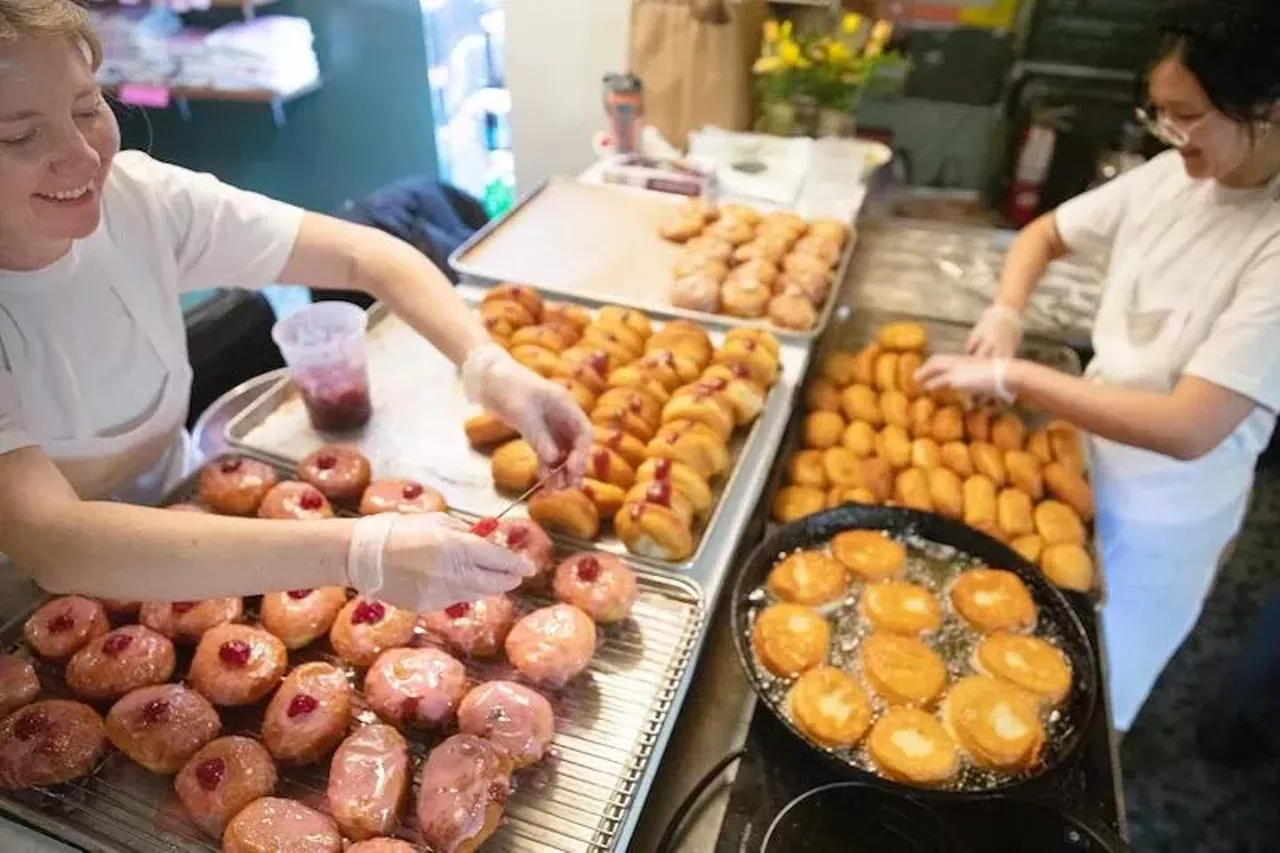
[315,453,338,470]
[402,482,425,500]
[445,602,471,620]
[287,589,313,600]
[47,611,75,634]
[14,711,47,741]
[351,600,386,626]
[299,491,325,511]
[576,556,601,582]
[102,632,134,656]
[141,699,170,725]
[195,757,226,791]
[287,694,319,718]
[218,640,252,668]
[219,457,243,474]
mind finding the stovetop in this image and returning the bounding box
[714,607,1124,852]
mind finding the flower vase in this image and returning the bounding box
[760,100,797,137]
[817,107,855,138]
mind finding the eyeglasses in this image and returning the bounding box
[1134,103,1210,149]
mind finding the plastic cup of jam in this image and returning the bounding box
[272,302,373,433]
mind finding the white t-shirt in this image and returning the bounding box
[0,151,303,502]
[1056,150,1280,523]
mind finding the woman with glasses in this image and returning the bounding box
[918,0,1279,732]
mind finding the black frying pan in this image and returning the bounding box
[731,504,1100,801]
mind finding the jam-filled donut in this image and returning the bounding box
[326,725,411,842]
[484,518,555,590]
[635,457,713,516]
[189,624,288,707]
[766,550,847,607]
[329,598,418,667]
[417,735,511,853]
[421,596,517,658]
[483,284,544,323]
[615,500,696,562]
[528,488,600,541]
[260,587,348,650]
[859,580,942,635]
[786,665,872,748]
[662,389,735,442]
[175,736,278,839]
[139,597,243,643]
[299,445,372,505]
[65,625,176,701]
[751,603,830,678]
[256,481,335,520]
[0,655,39,719]
[358,479,447,515]
[457,681,555,768]
[860,632,947,707]
[623,479,695,526]
[105,684,221,774]
[696,368,767,425]
[973,633,1072,706]
[942,675,1045,772]
[364,647,468,730]
[223,797,342,853]
[492,438,540,493]
[553,552,638,623]
[583,443,638,488]
[950,569,1037,633]
[867,707,959,786]
[197,455,278,516]
[23,596,108,661]
[505,604,597,689]
[0,700,107,789]
[830,530,906,582]
[646,421,730,479]
[262,662,352,765]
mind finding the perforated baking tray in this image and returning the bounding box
[0,524,703,853]
[448,178,857,340]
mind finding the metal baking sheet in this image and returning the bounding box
[782,309,1105,600]
[0,553,704,853]
[447,177,855,341]
[224,302,808,572]
[846,219,1107,345]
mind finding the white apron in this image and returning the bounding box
[1087,229,1254,731]
[1,268,197,507]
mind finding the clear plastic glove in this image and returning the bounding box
[347,512,535,612]
[915,355,1016,404]
[966,303,1023,358]
[462,343,592,488]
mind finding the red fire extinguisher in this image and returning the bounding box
[1004,106,1072,227]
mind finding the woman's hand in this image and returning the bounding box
[461,344,592,488]
[350,512,535,612]
[916,355,1016,404]
[966,303,1023,358]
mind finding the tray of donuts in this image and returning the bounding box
[769,314,1102,599]
[465,285,793,568]
[0,451,705,853]
[731,503,1100,798]
[660,198,856,337]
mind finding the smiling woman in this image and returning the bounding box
[916,0,1280,732]
[0,1,591,612]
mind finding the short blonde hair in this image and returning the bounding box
[0,0,102,69]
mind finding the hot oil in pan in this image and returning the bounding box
[744,525,1080,792]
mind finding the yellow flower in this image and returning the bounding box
[827,40,852,63]
[780,20,793,40]
[778,39,802,67]
[754,55,784,74]
[842,13,863,34]
[763,20,779,43]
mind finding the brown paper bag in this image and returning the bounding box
[629,0,768,150]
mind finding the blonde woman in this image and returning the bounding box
[0,2,591,610]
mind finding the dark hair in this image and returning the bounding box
[1156,0,1279,124]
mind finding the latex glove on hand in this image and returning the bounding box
[348,512,535,612]
[915,355,1016,405]
[966,303,1023,358]
[462,343,591,488]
